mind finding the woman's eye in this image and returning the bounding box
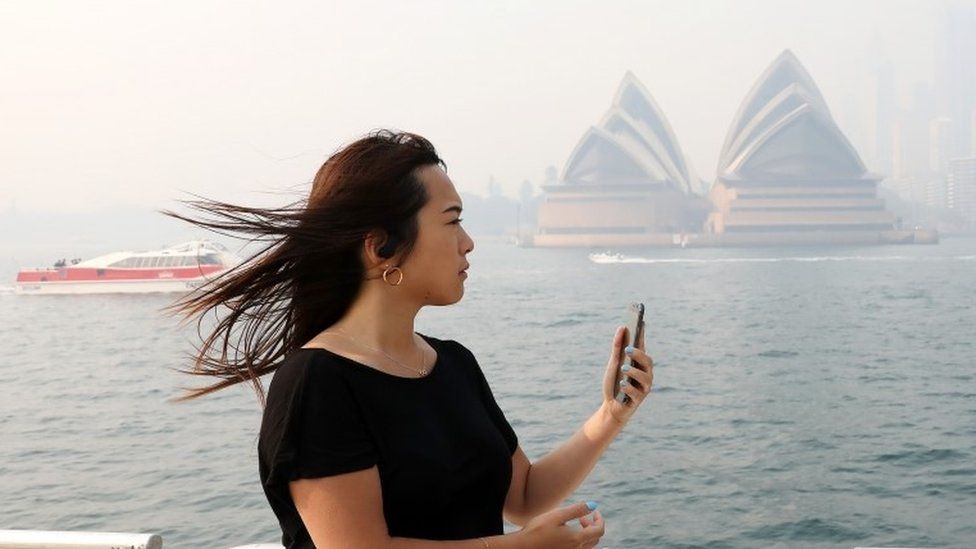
[451,218,463,224]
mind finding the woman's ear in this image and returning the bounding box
[363,230,388,268]
[377,233,400,258]
[363,229,400,266]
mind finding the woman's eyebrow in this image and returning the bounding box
[442,205,463,214]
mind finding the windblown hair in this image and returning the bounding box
[160,130,444,404]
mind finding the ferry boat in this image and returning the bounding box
[14,240,241,295]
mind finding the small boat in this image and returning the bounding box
[14,240,241,295]
[588,251,625,263]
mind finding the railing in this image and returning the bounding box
[0,529,162,549]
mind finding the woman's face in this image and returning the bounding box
[399,165,474,305]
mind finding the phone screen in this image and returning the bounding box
[615,302,645,403]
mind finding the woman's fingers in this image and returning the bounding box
[608,325,625,362]
[628,346,653,370]
[603,326,626,400]
[623,362,653,389]
[619,379,644,401]
[582,510,605,546]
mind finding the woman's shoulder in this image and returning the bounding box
[267,347,349,394]
[419,333,475,362]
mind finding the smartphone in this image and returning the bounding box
[614,302,645,404]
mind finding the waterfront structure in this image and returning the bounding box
[705,50,904,245]
[534,72,708,247]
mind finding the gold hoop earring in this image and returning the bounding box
[382,265,404,286]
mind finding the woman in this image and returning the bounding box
[163,130,654,548]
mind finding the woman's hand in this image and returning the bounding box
[516,501,605,548]
[601,322,654,425]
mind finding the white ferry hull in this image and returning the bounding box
[15,277,217,295]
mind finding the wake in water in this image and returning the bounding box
[588,252,976,265]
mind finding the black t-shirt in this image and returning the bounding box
[258,333,519,548]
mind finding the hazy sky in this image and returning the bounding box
[0,0,967,214]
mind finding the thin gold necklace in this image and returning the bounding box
[325,328,432,377]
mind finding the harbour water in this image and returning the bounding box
[2,237,975,548]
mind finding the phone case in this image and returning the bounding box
[615,302,644,404]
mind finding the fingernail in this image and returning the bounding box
[620,379,628,386]
[624,345,635,355]
[621,364,631,372]
[586,500,598,511]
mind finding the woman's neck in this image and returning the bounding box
[325,285,422,354]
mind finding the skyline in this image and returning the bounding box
[0,0,970,214]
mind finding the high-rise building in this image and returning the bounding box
[923,117,953,209]
[936,6,976,157]
[930,117,952,174]
[971,109,976,156]
[891,119,906,180]
[873,59,896,175]
[947,157,976,229]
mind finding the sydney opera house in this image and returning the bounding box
[531,50,935,247]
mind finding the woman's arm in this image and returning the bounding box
[505,329,654,523]
[292,466,525,549]
[504,403,625,523]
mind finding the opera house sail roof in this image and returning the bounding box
[561,72,695,194]
[536,72,708,246]
[707,50,897,238]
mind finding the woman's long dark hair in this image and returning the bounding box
[160,130,444,404]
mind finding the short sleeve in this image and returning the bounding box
[259,356,378,488]
[454,342,519,455]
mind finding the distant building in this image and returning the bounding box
[936,6,976,157]
[706,50,898,244]
[971,109,976,156]
[930,117,952,174]
[873,59,896,176]
[534,72,707,247]
[947,157,976,230]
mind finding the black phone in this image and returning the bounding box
[614,302,645,404]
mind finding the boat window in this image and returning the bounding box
[198,254,220,265]
[109,257,135,268]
